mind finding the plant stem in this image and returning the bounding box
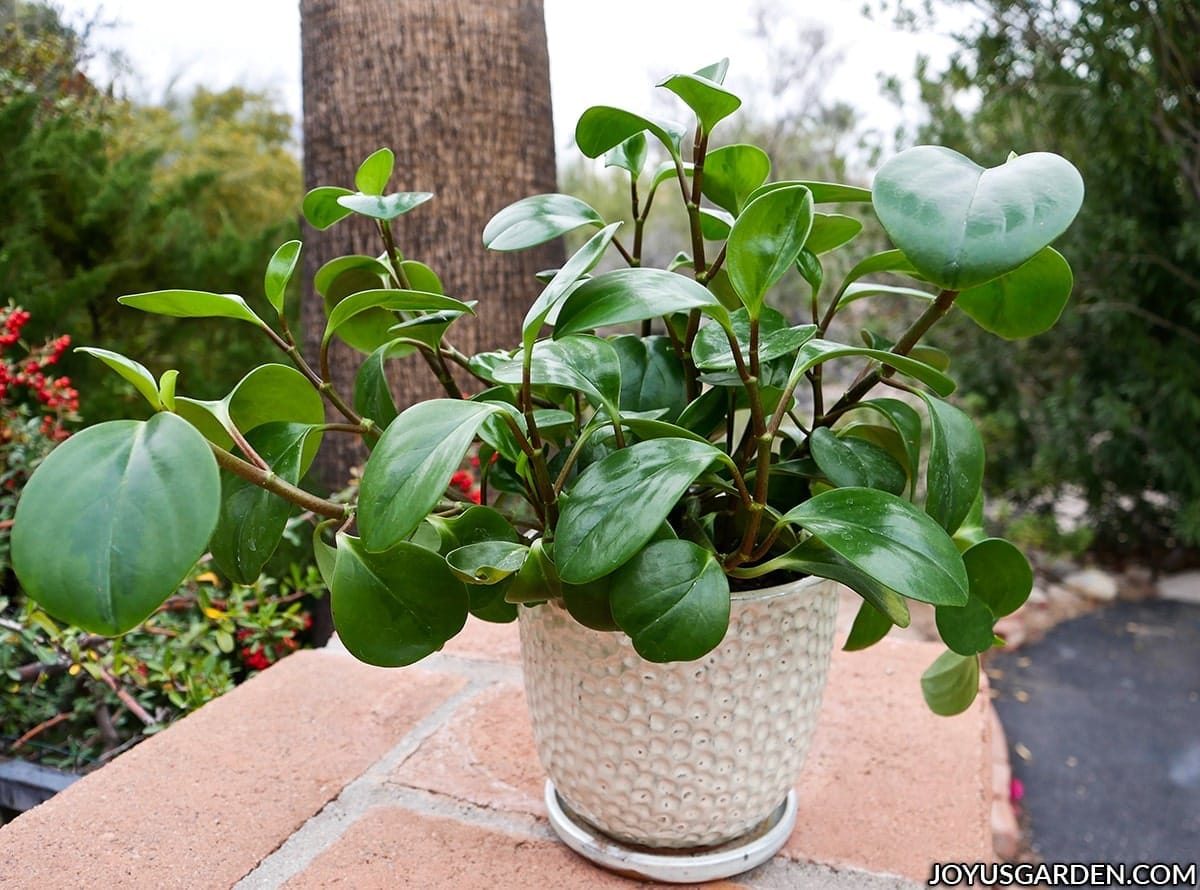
[210,442,349,520]
[824,288,959,421]
[378,220,413,290]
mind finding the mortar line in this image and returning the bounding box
[233,674,492,889]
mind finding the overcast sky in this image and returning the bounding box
[55,1,955,150]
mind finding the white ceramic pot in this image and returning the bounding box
[518,574,839,850]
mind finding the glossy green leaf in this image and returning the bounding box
[209,423,310,584]
[921,393,985,534]
[805,213,863,254]
[873,146,1084,290]
[920,650,981,716]
[505,538,560,603]
[605,132,648,176]
[12,413,220,635]
[838,250,919,293]
[158,370,178,412]
[446,541,528,584]
[331,536,468,666]
[354,147,394,195]
[843,600,894,651]
[314,255,390,296]
[795,249,823,293]
[699,207,733,240]
[810,427,907,495]
[323,289,472,347]
[783,487,969,606]
[956,247,1073,339]
[302,186,355,230]
[701,143,771,215]
[610,335,686,421]
[618,416,712,446]
[483,193,605,251]
[556,438,722,584]
[963,538,1033,618]
[523,222,621,347]
[76,347,161,410]
[838,281,936,308]
[575,106,687,161]
[494,335,622,418]
[358,400,505,551]
[397,260,443,294]
[264,239,302,317]
[746,180,872,205]
[561,577,618,631]
[748,537,910,627]
[354,340,410,433]
[432,505,522,551]
[787,339,955,397]
[554,268,728,337]
[935,592,996,656]
[337,192,433,221]
[658,71,741,134]
[611,540,730,662]
[313,521,338,588]
[859,398,923,496]
[727,184,814,317]
[118,289,266,328]
[692,307,817,370]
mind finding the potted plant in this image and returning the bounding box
[10,60,1082,882]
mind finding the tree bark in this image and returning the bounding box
[299,0,562,492]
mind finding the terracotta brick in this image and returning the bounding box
[284,805,749,889]
[392,681,543,815]
[439,616,523,664]
[785,638,993,881]
[0,650,466,890]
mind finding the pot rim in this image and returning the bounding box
[728,572,830,604]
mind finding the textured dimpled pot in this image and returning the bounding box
[518,575,840,853]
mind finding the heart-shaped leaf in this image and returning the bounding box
[331,536,468,666]
[556,438,722,583]
[701,144,771,215]
[611,539,730,662]
[118,290,267,329]
[358,400,506,551]
[355,148,394,195]
[264,240,302,317]
[783,487,969,606]
[483,193,605,251]
[726,184,813,317]
[956,247,1073,339]
[873,146,1083,290]
[12,413,220,635]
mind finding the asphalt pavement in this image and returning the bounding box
[990,599,1200,882]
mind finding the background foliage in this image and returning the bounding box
[885,0,1200,557]
[0,0,303,421]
